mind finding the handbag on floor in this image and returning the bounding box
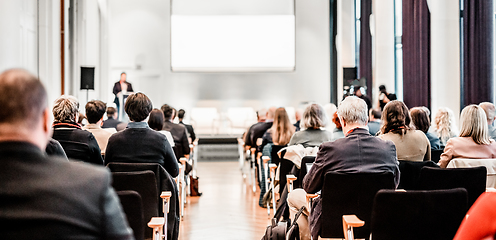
[261,206,305,240]
[189,175,202,196]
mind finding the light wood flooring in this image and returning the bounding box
[178,161,272,240]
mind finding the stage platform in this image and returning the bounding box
[196,134,242,162]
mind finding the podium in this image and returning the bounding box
[118,91,133,121]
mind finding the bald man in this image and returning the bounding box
[0,69,133,239]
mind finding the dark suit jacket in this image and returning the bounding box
[244,122,265,148]
[113,81,134,107]
[303,128,399,238]
[250,121,273,148]
[102,117,122,129]
[105,127,179,177]
[179,121,196,142]
[0,141,133,239]
[163,121,190,159]
[52,122,104,165]
[45,138,67,159]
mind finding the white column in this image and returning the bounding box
[337,0,356,102]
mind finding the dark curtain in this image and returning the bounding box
[330,0,338,104]
[402,0,431,109]
[462,0,494,107]
[359,0,373,98]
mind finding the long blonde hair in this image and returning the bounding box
[459,105,491,145]
[433,107,458,145]
[271,107,295,145]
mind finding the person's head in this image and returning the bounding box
[124,92,152,122]
[171,108,177,120]
[161,104,174,121]
[177,109,186,120]
[271,107,294,145]
[433,107,458,143]
[257,108,268,122]
[0,69,51,149]
[148,109,165,131]
[459,105,491,145]
[267,107,277,121]
[410,107,431,133]
[332,112,342,130]
[85,100,106,124]
[295,109,303,122]
[106,107,118,119]
[301,103,328,130]
[380,100,411,135]
[479,102,496,125]
[78,112,87,125]
[120,72,126,82]
[370,108,382,121]
[53,95,79,123]
[379,85,387,94]
[337,96,368,133]
[354,86,363,97]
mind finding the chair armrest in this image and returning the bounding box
[342,215,365,240]
[287,174,297,192]
[262,156,270,164]
[161,191,172,213]
[180,157,188,165]
[148,217,165,240]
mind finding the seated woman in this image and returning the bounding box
[432,107,458,147]
[330,112,344,141]
[410,107,441,150]
[288,103,333,147]
[439,105,496,168]
[148,109,175,148]
[259,107,295,152]
[378,101,431,161]
[105,93,179,177]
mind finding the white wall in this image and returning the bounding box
[106,0,331,115]
[337,0,356,102]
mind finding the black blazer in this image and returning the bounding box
[0,141,133,239]
[52,122,104,165]
[112,81,134,96]
[179,121,196,142]
[163,121,190,159]
[102,117,122,129]
[105,127,179,177]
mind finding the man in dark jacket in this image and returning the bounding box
[177,109,196,143]
[162,104,190,159]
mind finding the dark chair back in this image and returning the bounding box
[371,188,468,240]
[112,171,158,239]
[292,156,316,189]
[117,190,144,240]
[398,160,439,190]
[278,151,295,196]
[431,148,445,163]
[418,166,486,208]
[270,145,286,165]
[58,140,96,164]
[320,172,395,238]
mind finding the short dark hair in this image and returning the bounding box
[177,109,186,119]
[161,104,174,120]
[125,92,152,122]
[148,109,164,131]
[0,69,47,129]
[371,108,382,119]
[85,100,107,124]
[107,107,117,117]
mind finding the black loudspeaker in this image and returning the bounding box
[80,67,95,90]
[343,67,357,81]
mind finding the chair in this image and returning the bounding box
[117,190,144,240]
[296,156,316,189]
[277,152,294,196]
[447,158,496,188]
[430,148,445,163]
[398,160,439,190]
[343,188,468,240]
[418,166,486,207]
[270,145,286,166]
[317,172,396,239]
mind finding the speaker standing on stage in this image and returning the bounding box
[113,72,134,116]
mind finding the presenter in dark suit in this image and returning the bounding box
[113,72,134,116]
[0,69,133,239]
[287,96,400,240]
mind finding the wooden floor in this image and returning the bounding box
[178,161,271,240]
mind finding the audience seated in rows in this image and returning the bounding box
[148,108,175,147]
[161,104,190,159]
[288,103,333,147]
[105,93,179,177]
[378,100,431,161]
[287,96,400,240]
[259,107,295,152]
[432,107,458,146]
[439,105,496,168]
[0,69,133,239]
[178,109,196,143]
[52,95,104,165]
[367,107,382,136]
[410,107,441,150]
[83,100,116,154]
[102,106,126,131]
[330,111,344,141]
[480,102,496,140]
[244,108,267,149]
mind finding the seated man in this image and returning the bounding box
[367,107,382,136]
[177,109,196,143]
[288,96,399,240]
[0,69,133,239]
[161,104,190,159]
[83,100,116,154]
[106,93,179,177]
[52,95,103,165]
[102,106,125,131]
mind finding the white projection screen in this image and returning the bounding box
[171,0,295,72]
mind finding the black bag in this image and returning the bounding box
[189,175,202,196]
[261,206,305,240]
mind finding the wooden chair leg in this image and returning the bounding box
[148,217,165,240]
[269,163,278,214]
[160,191,172,239]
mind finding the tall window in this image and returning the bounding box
[393,0,403,101]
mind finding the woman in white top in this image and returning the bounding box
[148,109,175,147]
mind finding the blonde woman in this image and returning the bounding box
[439,105,496,168]
[259,107,295,151]
[432,107,458,146]
[288,103,333,147]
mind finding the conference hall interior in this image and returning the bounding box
[1,0,496,239]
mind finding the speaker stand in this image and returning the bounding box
[86,89,89,104]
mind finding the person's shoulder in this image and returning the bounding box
[50,156,109,180]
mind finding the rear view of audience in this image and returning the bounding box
[83,100,116,154]
[368,108,382,136]
[439,105,496,168]
[0,69,133,239]
[178,109,196,143]
[432,107,458,146]
[410,107,441,150]
[288,103,333,147]
[105,93,179,177]
[52,95,104,165]
[378,101,431,161]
